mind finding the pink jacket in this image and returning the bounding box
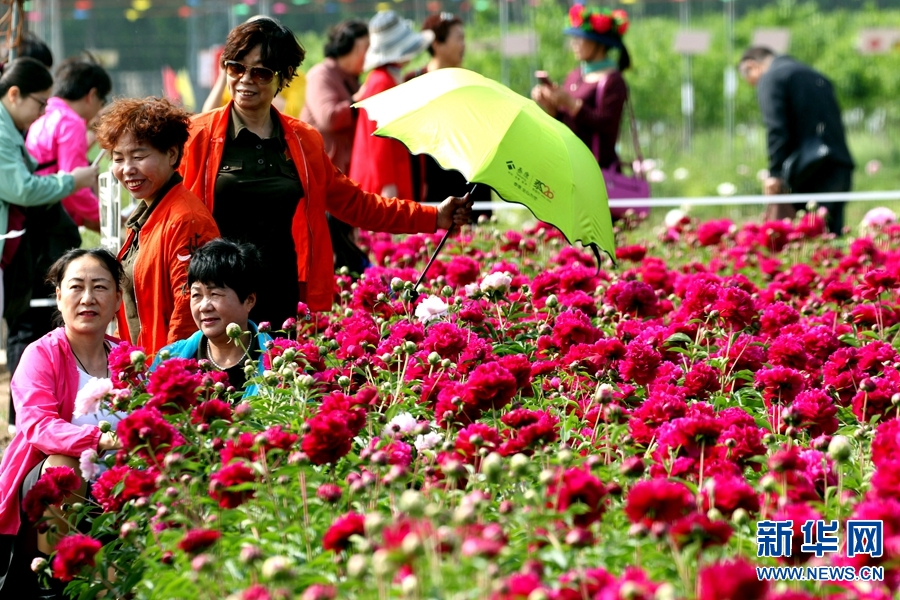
[0,328,105,535]
[25,97,100,226]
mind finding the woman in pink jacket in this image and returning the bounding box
[25,58,111,231]
[0,248,123,596]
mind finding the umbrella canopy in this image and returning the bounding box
[354,68,616,260]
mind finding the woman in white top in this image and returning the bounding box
[0,248,123,596]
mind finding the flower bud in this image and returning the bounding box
[261,556,293,580]
[338,375,351,388]
[481,452,503,483]
[545,294,559,308]
[240,544,263,563]
[257,321,272,333]
[120,521,139,539]
[731,508,750,526]
[401,574,419,597]
[399,490,424,516]
[372,549,394,577]
[226,323,243,339]
[390,277,405,292]
[192,554,213,572]
[130,350,146,368]
[620,456,645,478]
[860,378,876,393]
[31,557,48,572]
[828,435,852,463]
[98,420,112,433]
[281,317,297,331]
[347,554,368,578]
[234,403,252,419]
[364,512,385,535]
[510,453,529,475]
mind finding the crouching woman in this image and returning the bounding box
[0,249,123,596]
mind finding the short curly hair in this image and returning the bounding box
[223,17,305,89]
[95,97,191,168]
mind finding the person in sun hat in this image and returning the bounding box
[531,5,631,171]
[349,10,434,202]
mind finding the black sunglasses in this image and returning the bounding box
[223,60,278,84]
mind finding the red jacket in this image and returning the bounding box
[350,67,415,199]
[116,183,220,355]
[179,103,438,311]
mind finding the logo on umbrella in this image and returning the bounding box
[533,179,554,199]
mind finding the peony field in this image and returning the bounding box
[28,212,900,599]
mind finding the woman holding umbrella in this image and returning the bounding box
[180,16,470,325]
[531,6,631,171]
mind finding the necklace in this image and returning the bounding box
[72,343,110,378]
[205,337,250,371]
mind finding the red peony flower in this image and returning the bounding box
[873,418,900,468]
[669,512,733,550]
[607,280,659,318]
[302,411,355,466]
[191,399,233,425]
[755,366,805,407]
[178,528,222,554]
[209,462,256,508]
[92,465,130,512]
[463,362,518,413]
[121,468,159,503]
[490,572,546,600]
[619,340,662,385]
[51,534,102,582]
[116,406,184,461]
[550,467,608,527]
[22,466,81,522]
[108,341,146,390]
[625,479,694,527]
[445,255,480,287]
[701,474,760,517]
[455,423,501,462]
[698,558,767,600]
[498,354,534,391]
[551,310,600,352]
[322,511,365,552]
[146,357,203,413]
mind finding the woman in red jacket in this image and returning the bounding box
[350,10,433,200]
[180,17,470,325]
[96,97,220,356]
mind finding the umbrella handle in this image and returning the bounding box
[410,187,476,301]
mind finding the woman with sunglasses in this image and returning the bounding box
[0,58,99,316]
[181,17,472,325]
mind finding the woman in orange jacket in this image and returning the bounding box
[179,17,471,324]
[96,97,220,356]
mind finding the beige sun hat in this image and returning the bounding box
[363,10,435,72]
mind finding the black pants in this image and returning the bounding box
[5,307,55,428]
[792,165,853,236]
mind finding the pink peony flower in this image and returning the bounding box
[73,377,113,417]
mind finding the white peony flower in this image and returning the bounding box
[414,295,448,324]
[647,169,666,183]
[79,448,100,481]
[464,283,480,298]
[414,431,442,452]
[664,209,687,228]
[74,377,113,418]
[479,271,512,295]
[673,167,689,181]
[383,412,418,437]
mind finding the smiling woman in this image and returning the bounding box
[180,17,473,327]
[152,239,272,396]
[95,98,220,357]
[0,248,124,597]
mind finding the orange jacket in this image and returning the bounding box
[179,103,438,311]
[116,182,220,356]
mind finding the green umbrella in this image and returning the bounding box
[354,67,616,261]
